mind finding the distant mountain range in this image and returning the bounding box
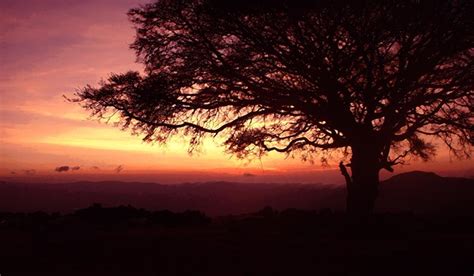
[0,171,473,216]
[377,171,474,214]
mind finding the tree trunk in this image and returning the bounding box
[343,144,381,216]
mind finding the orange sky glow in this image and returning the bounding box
[0,0,472,184]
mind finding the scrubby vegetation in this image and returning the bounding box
[1,204,473,275]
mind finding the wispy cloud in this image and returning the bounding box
[115,165,124,173]
[243,173,256,177]
[23,169,36,175]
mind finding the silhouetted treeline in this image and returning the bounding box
[0,204,210,229]
[3,203,474,236]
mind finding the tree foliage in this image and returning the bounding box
[75,0,473,170]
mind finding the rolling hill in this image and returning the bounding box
[0,171,473,215]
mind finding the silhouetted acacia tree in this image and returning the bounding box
[74,0,473,215]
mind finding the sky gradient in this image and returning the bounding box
[1,0,472,184]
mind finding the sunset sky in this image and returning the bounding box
[1,0,472,184]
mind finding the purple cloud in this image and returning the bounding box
[55,165,81,172]
[55,166,70,172]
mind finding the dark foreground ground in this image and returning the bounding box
[1,205,474,276]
